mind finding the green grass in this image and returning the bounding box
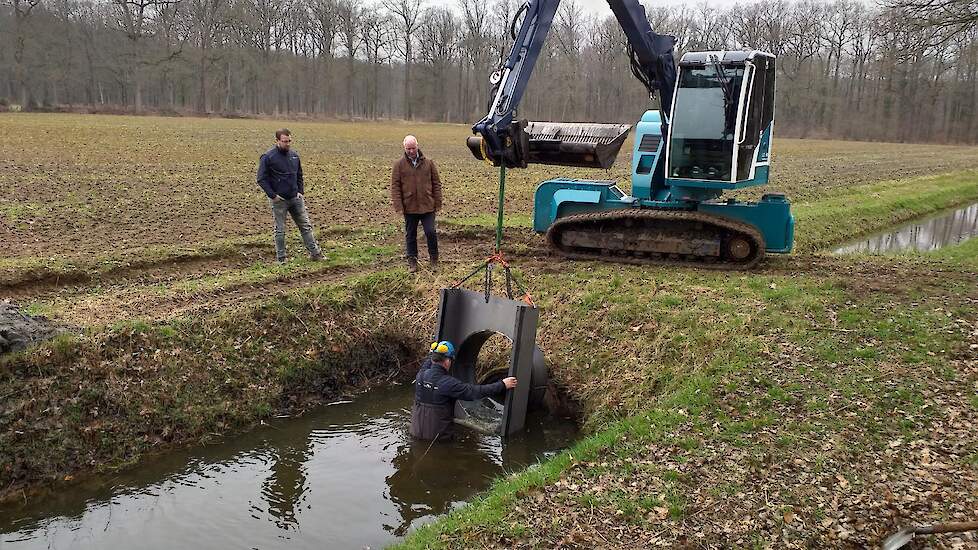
[0,227,391,288]
[167,242,395,294]
[927,232,978,266]
[444,212,533,229]
[0,235,265,287]
[0,201,54,222]
[397,416,643,549]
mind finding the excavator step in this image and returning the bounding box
[547,209,766,270]
[467,121,630,170]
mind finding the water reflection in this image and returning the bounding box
[385,429,504,537]
[261,441,312,530]
[834,202,978,254]
[0,385,576,549]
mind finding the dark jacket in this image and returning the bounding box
[257,146,304,200]
[391,151,442,215]
[410,358,505,441]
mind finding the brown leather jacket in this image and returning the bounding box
[391,151,442,214]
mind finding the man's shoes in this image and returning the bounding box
[311,252,325,261]
[407,257,418,273]
[277,257,288,264]
[430,255,439,273]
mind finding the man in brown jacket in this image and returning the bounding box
[391,135,442,273]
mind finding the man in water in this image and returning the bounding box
[410,341,517,441]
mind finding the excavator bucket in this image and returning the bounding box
[467,121,631,170]
[525,121,631,169]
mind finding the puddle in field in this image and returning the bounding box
[833,202,978,254]
[0,385,577,549]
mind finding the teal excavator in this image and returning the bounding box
[466,0,794,269]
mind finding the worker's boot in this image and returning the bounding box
[430,255,439,273]
[407,256,418,274]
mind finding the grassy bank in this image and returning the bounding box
[792,169,978,253]
[0,226,390,292]
[0,271,432,501]
[928,232,978,266]
[395,244,978,547]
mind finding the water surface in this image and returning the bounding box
[0,385,576,549]
[833,202,978,254]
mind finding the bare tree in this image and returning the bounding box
[361,3,393,118]
[383,0,423,118]
[47,0,77,106]
[187,0,228,111]
[552,0,586,119]
[243,0,285,112]
[417,7,458,120]
[4,0,41,107]
[336,0,360,115]
[890,0,978,42]
[111,0,182,109]
[458,0,492,117]
[309,0,339,113]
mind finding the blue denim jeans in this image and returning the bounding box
[270,195,321,261]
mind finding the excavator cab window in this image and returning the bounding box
[735,56,776,181]
[667,63,745,182]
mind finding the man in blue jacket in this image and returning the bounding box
[410,340,517,441]
[257,129,324,263]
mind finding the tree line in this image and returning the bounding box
[1,0,976,143]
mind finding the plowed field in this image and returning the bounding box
[3,113,978,260]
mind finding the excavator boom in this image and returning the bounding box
[468,0,677,169]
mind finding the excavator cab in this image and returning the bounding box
[666,51,776,189]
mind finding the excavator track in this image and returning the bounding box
[546,209,766,270]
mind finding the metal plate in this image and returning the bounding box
[433,288,541,437]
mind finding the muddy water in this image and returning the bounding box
[0,385,577,549]
[834,202,978,254]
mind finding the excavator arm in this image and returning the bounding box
[467,0,677,169]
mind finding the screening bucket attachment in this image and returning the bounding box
[525,121,631,169]
[468,121,631,170]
